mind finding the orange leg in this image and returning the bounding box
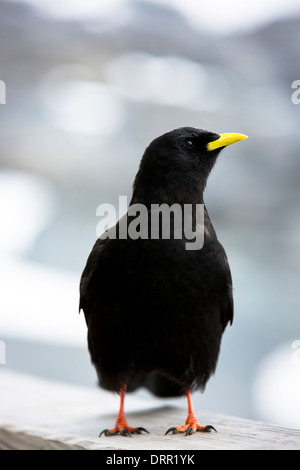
[166,388,217,436]
[100,384,149,437]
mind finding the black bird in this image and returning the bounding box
[79,127,247,436]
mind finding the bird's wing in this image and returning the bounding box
[217,242,234,332]
[203,207,234,331]
[79,217,125,325]
[79,236,106,325]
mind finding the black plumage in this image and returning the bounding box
[79,127,247,436]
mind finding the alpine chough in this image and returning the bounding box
[79,127,248,436]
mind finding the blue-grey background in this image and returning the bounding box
[0,0,299,429]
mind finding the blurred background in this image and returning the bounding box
[1,0,300,429]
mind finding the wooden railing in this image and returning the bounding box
[0,370,299,450]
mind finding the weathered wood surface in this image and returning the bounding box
[0,369,299,450]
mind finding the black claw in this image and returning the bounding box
[121,429,132,437]
[185,426,194,436]
[99,429,108,437]
[137,427,150,434]
[165,426,177,435]
[204,425,217,433]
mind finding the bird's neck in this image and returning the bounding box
[131,176,206,207]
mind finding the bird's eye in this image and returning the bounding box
[184,139,194,150]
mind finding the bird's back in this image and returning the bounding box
[80,207,233,397]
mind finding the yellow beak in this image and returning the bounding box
[207,133,248,152]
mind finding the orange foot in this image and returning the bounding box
[166,388,217,436]
[165,414,217,436]
[100,415,149,437]
[99,383,149,437]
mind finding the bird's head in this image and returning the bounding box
[132,127,248,204]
